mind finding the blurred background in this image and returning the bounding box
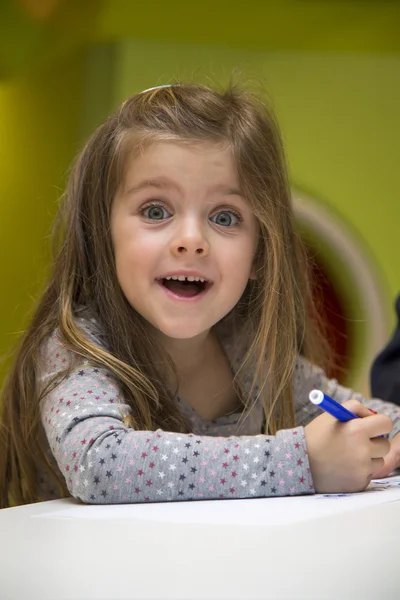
[0,0,399,392]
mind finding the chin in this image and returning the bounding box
[157,322,210,341]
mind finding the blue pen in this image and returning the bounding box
[309,389,359,422]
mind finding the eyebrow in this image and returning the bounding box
[124,178,175,196]
[124,177,243,198]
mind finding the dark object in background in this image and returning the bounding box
[371,295,400,406]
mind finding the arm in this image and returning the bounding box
[370,295,400,406]
[40,332,315,504]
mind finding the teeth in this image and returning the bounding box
[162,275,207,282]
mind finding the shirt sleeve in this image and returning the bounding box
[40,331,315,504]
[293,356,400,438]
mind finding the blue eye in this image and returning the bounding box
[210,211,240,227]
[142,204,171,220]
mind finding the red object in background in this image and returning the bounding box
[308,255,351,382]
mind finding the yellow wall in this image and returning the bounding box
[0,49,85,380]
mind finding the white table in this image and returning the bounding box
[0,496,399,599]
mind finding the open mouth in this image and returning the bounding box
[156,275,210,298]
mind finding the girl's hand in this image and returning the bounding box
[372,431,400,479]
[304,400,392,493]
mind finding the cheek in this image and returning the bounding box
[113,226,165,284]
[112,217,141,259]
[222,244,255,282]
[112,225,140,285]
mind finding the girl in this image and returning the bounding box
[1,83,399,508]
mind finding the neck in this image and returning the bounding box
[154,328,217,375]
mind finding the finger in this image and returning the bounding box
[346,410,393,438]
[343,399,375,418]
[372,446,400,479]
[363,414,393,438]
[383,438,400,473]
[370,437,391,459]
[370,457,385,477]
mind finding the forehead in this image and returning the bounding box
[122,140,239,188]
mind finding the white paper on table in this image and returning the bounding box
[33,476,400,528]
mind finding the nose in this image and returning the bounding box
[170,218,210,257]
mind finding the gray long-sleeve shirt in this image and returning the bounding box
[39,313,400,503]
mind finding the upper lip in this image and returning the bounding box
[156,270,212,283]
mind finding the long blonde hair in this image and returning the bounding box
[0,82,329,507]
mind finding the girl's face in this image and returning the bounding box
[111,141,259,341]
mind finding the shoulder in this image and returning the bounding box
[73,306,109,347]
[39,307,108,383]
